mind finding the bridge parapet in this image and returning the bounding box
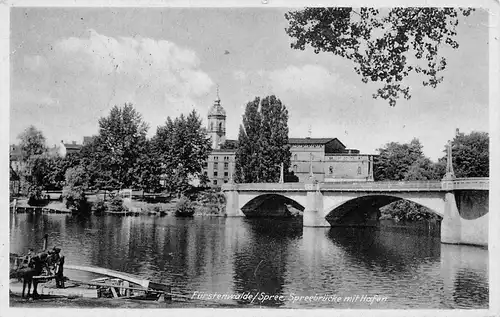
[221,182,306,192]
[451,178,489,190]
[222,178,489,192]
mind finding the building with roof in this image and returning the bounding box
[56,140,83,158]
[204,95,375,186]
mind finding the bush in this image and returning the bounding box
[108,196,124,213]
[380,200,442,221]
[93,198,107,214]
[27,185,44,206]
[62,166,89,212]
[175,195,195,217]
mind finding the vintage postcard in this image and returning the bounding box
[1,0,498,316]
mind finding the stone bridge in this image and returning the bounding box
[222,178,489,247]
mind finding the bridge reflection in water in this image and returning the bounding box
[10,214,488,308]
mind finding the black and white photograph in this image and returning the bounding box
[2,0,498,315]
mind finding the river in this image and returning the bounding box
[9,213,489,309]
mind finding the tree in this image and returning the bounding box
[16,126,50,204]
[132,139,163,193]
[44,152,81,190]
[443,131,489,177]
[374,138,432,181]
[91,103,150,189]
[235,95,291,183]
[374,138,443,221]
[153,110,212,195]
[62,166,90,211]
[285,7,475,106]
[17,125,47,161]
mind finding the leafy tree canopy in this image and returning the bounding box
[235,95,291,183]
[441,131,489,177]
[17,125,47,161]
[153,110,212,195]
[91,103,150,189]
[374,138,440,181]
[285,7,474,106]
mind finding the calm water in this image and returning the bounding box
[9,213,489,309]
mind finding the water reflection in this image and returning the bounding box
[9,213,488,308]
[232,218,302,306]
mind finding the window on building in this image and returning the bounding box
[293,154,297,161]
[224,172,228,177]
[224,162,228,169]
[219,122,223,131]
[293,164,298,172]
[224,180,228,183]
[357,166,362,174]
[214,162,218,169]
[214,171,218,177]
[204,171,207,176]
[203,162,208,168]
[213,180,217,185]
[329,166,334,174]
[224,156,229,161]
[214,156,218,161]
[210,122,213,131]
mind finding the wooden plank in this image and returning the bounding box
[65,265,150,288]
[67,279,153,293]
[110,286,118,298]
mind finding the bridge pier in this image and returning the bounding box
[441,192,462,244]
[224,186,245,217]
[303,183,329,227]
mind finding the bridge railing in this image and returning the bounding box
[452,178,489,190]
[222,178,489,192]
[320,181,443,191]
[222,183,305,191]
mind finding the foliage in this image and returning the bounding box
[444,131,489,177]
[17,125,47,162]
[132,139,163,193]
[87,103,151,189]
[235,95,291,183]
[26,184,44,206]
[285,7,475,106]
[284,171,300,182]
[44,153,81,190]
[62,166,90,211]
[92,198,107,214]
[374,138,443,221]
[374,138,439,181]
[153,110,211,195]
[196,190,226,215]
[380,200,442,221]
[174,195,195,217]
[108,196,124,213]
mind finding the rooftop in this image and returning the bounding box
[208,99,226,117]
[288,137,338,145]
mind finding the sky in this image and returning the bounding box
[9,7,490,160]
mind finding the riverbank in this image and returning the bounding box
[10,192,228,217]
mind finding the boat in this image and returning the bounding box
[9,235,172,301]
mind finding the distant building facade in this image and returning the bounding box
[204,96,375,186]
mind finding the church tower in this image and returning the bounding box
[207,88,226,150]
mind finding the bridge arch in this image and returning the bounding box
[323,193,444,225]
[240,193,306,217]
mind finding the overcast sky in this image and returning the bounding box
[9,7,489,160]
